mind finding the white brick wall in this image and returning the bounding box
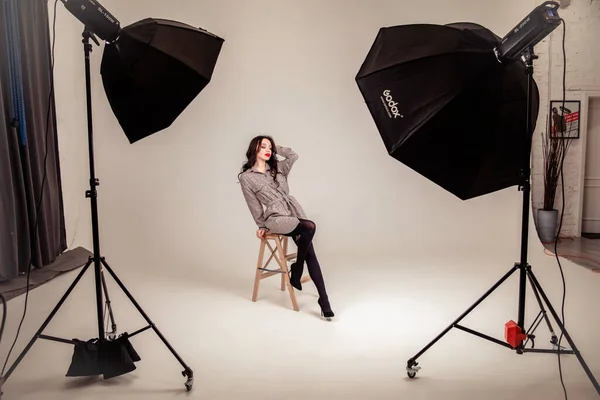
[531,0,600,236]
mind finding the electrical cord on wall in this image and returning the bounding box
[554,17,568,400]
[1,0,59,376]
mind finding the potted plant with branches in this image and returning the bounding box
[537,112,575,243]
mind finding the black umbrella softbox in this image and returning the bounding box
[356,23,539,200]
[101,18,224,143]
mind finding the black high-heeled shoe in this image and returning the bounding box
[318,298,334,320]
[289,262,302,291]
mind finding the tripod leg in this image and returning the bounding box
[406,265,519,377]
[99,258,194,391]
[100,270,117,340]
[527,269,600,395]
[3,259,92,381]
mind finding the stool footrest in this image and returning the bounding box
[258,267,284,273]
[258,270,283,280]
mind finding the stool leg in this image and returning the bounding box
[275,237,299,311]
[252,239,266,302]
[281,236,287,291]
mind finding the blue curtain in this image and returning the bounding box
[2,0,26,146]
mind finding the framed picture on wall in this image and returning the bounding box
[548,100,580,139]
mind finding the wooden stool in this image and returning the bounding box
[252,233,311,311]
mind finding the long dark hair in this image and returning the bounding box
[238,135,279,183]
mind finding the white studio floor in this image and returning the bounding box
[0,249,599,400]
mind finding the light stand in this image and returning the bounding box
[405,45,600,396]
[0,29,194,393]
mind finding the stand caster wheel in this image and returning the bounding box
[185,377,193,392]
[406,361,421,379]
[182,369,194,392]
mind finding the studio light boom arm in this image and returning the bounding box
[60,0,121,42]
[495,1,561,61]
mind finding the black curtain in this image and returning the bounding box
[0,0,66,282]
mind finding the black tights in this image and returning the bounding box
[284,219,331,311]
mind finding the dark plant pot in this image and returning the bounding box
[537,209,558,243]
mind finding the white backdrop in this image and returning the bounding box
[51,0,544,278]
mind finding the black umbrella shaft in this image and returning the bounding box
[83,29,106,344]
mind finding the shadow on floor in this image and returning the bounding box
[0,247,92,302]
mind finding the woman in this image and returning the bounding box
[238,135,334,320]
